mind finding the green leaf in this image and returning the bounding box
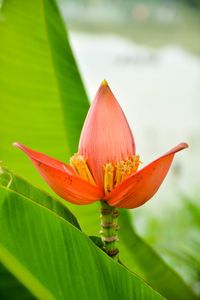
[0,0,99,242]
[0,0,89,186]
[89,236,104,249]
[0,166,81,230]
[118,209,198,300]
[1,167,196,299]
[81,207,198,300]
[0,262,35,300]
[0,185,164,300]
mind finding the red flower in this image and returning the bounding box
[14,80,188,208]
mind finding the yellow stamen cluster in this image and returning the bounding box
[70,153,141,195]
[70,154,95,185]
[104,155,141,195]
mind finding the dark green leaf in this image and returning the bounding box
[0,262,35,300]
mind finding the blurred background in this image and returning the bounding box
[58,0,200,293]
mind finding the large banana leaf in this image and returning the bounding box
[0,182,164,300]
[0,0,196,299]
[0,0,89,184]
[1,166,198,299]
[0,166,81,230]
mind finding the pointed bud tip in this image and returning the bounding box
[180,142,189,149]
[13,142,25,152]
[101,79,108,86]
[13,142,19,147]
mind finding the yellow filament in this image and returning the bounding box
[104,155,141,194]
[70,154,95,185]
[115,161,125,186]
[104,163,114,194]
[132,155,141,173]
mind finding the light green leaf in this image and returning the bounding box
[0,185,164,300]
[0,0,89,186]
[0,0,100,240]
[0,166,81,230]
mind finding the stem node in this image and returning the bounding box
[100,201,119,261]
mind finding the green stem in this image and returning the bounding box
[100,201,119,261]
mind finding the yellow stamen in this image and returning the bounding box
[70,154,95,185]
[104,163,114,194]
[132,155,141,173]
[115,161,125,186]
[104,155,141,194]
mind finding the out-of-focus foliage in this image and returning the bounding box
[137,193,200,298]
[179,0,200,7]
[163,196,200,297]
[60,0,200,55]
[118,209,198,300]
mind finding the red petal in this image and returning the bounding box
[79,80,135,190]
[104,143,188,208]
[14,143,103,205]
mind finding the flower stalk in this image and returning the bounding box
[100,201,119,260]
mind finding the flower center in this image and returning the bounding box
[70,154,141,194]
[104,155,141,194]
[70,154,96,185]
